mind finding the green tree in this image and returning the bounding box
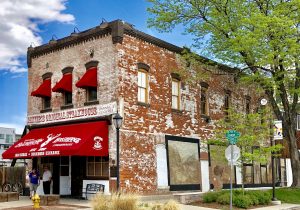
[209,108,282,190]
[148,0,300,187]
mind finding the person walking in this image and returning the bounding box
[29,168,40,198]
[42,166,52,194]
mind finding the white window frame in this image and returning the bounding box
[138,69,148,103]
[297,115,300,130]
[172,79,180,110]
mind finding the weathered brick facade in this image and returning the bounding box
[27,20,260,193]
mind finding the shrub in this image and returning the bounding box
[163,200,180,210]
[91,193,111,210]
[92,193,139,210]
[202,191,222,203]
[233,194,252,209]
[216,193,230,205]
[111,193,139,210]
[246,191,271,205]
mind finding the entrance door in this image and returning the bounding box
[71,156,85,196]
[60,156,71,195]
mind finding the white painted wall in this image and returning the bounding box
[200,160,210,192]
[82,180,109,199]
[156,144,168,189]
[236,165,243,184]
[286,158,292,187]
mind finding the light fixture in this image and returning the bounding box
[71,27,80,37]
[99,18,108,29]
[112,112,123,191]
[49,35,58,44]
[113,112,123,129]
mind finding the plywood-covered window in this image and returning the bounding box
[172,79,180,109]
[200,82,209,115]
[138,69,148,103]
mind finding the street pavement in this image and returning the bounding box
[0,196,299,210]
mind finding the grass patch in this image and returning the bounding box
[274,188,300,204]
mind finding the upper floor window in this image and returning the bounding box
[224,90,231,120]
[76,61,99,104]
[0,134,4,139]
[245,96,251,114]
[138,69,149,103]
[200,82,209,115]
[87,87,97,102]
[172,79,180,110]
[31,72,52,112]
[43,97,51,109]
[52,67,73,107]
[5,134,13,144]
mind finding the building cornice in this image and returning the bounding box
[27,19,237,74]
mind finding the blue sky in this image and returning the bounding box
[0,0,195,133]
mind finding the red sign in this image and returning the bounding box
[2,121,108,159]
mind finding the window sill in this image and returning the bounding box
[171,109,183,114]
[40,108,52,113]
[85,176,109,180]
[84,100,99,106]
[137,102,150,108]
[61,104,74,110]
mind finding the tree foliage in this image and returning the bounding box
[148,0,300,187]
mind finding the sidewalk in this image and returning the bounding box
[0,196,298,210]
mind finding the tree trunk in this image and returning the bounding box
[285,123,300,187]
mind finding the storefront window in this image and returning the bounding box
[86,156,109,177]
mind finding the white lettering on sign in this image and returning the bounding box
[27,102,117,125]
[15,138,43,148]
[53,137,81,144]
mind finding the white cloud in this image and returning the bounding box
[0,0,74,73]
[0,113,27,134]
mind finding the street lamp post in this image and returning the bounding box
[113,112,123,192]
[260,98,280,204]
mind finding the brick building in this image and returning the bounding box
[2,20,289,196]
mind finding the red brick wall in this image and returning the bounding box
[116,34,260,192]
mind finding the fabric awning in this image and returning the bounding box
[2,121,108,159]
[76,67,97,88]
[52,74,72,93]
[31,79,51,98]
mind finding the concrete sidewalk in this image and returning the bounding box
[0,196,299,210]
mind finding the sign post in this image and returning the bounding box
[225,130,240,210]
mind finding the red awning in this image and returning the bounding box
[76,67,97,88]
[2,121,108,159]
[31,79,51,98]
[52,74,72,93]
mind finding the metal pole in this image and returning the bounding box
[270,120,276,201]
[116,127,120,191]
[230,144,233,210]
